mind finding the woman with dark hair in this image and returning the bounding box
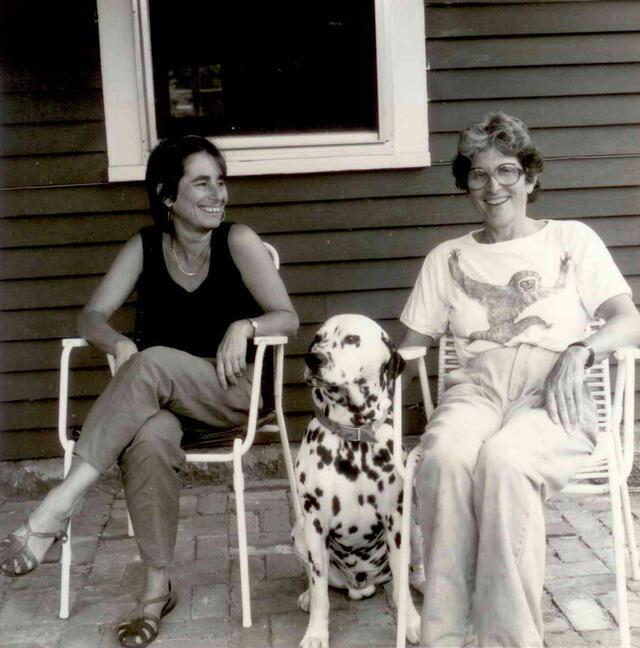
[0,135,299,647]
[399,112,640,646]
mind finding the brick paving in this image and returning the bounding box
[1,477,640,647]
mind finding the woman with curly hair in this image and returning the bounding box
[400,112,640,646]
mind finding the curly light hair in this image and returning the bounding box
[452,112,544,201]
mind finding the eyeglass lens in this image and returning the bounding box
[468,165,523,188]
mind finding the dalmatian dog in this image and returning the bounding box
[291,314,422,648]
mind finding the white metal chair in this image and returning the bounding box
[57,242,301,628]
[393,333,640,648]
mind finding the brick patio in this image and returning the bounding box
[1,476,640,647]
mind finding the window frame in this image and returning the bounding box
[97,0,430,180]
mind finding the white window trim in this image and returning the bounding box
[97,0,430,180]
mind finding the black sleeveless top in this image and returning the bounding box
[133,222,264,360]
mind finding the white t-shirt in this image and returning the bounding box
[400,220,631,363]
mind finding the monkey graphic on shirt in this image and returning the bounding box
[448,249,571,344]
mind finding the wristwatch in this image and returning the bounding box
[567,341,595,369]
[247,318,259,337]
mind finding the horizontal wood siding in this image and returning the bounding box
[1,0,639,459]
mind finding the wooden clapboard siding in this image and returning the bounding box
[1,0,639,459]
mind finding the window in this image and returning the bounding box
[97,0,430,179]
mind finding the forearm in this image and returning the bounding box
[248,309,299,338]
[583,310,640,361]
[77,309,133,356]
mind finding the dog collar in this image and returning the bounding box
[312,403,385,444]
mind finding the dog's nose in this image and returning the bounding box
[305,352,328,372]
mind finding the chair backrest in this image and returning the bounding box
[435,326,612,435]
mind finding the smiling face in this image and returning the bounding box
[467,147,536,231]
[168,151,228,233]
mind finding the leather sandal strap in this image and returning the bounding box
[138,592,171,609]
[23,517,69,542]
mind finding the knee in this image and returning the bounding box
[120,411,184,470]
[128,346,175,376]
[418,429,478,479]
[476,438,530,488]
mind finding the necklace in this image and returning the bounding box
[171,239,209,276]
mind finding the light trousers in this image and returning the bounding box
[415,344,598,647]
[74,346,254,567]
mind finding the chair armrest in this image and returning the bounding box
[399,345,427,361]
[253,336,288,346]
[62,337,89,349]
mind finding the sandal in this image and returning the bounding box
[117,581,178,648]
[0,516,69,577]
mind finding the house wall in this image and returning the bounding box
[1,0,639,460]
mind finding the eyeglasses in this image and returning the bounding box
[467,164,524,190]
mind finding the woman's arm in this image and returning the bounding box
[216,224,299,389]
[77,234,143,372]
[544,293,640,433]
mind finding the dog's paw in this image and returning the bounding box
[406,606,421,645]
[300,630,329,648]
[409,563,426,594]
[347,584,376,600]
[298,589,311,613]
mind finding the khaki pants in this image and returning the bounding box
[416,344,598,648]
[74,346,255,567]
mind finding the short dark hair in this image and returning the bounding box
[451,112,544,202]
[145,135,227,231]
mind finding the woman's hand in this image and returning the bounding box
[216,319,253,390]
[113,339,139,374]
[543,346,590,434]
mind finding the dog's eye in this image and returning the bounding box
[343,335,361,345]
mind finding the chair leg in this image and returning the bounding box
[610,468,631,648]
[274,344,302,521]
[396,445,423,648]
[233,438,252,628]
[59,518,72,619]
[620,483,640,583]
[126,510,134,538]
[275,401,300,522]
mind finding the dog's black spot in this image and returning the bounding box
[397,491,403,504]
[348,525,358,534]
[299,472,306,484]
[303,493,320,512]
[355,571,367,583]
[315,487,323,497]
[314,518,323,535]
[313,388,324,402]
[381,563,391,575]
[388,473,395,484]
[377,481,384,492]
[358,494,364,506]
[317,445,333,466]
[363,521,384,542]
[367,494,377,507]
[335,457,359,481]
[296,460,299,468]
[332,496,341,516]
[373,447,391,468]
[397,505,403,515]
[395,532,401,548]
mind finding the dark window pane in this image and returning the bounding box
[149,1,378,138]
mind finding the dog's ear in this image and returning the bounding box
[380,333,405,388]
